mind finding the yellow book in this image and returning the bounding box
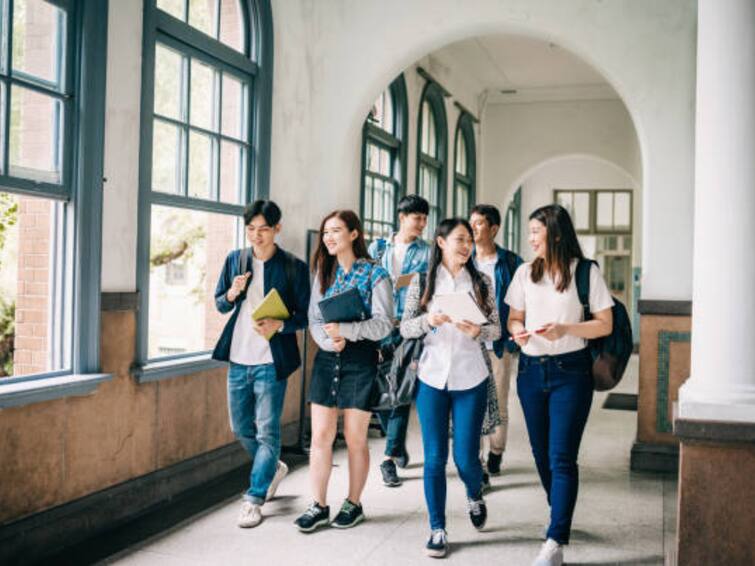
[251,288,291,340]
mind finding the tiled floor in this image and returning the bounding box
[104,356,677,566]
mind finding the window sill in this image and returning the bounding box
[0,373,112,409]
[133,354,226,384]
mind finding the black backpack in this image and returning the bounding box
[372,273,426,411]
[575,259,633,391]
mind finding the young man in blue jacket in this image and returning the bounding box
[212,200,310,528]
[368,195,431,488]
[470,204,523,487]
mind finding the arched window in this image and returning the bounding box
[361,75,407,241]
[136,0,273,379]
[453,112,476,217]
[0,0,108,389]
[416,82,447,237]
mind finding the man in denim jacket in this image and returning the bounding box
[368,195,431,488]
[212,200,310,528]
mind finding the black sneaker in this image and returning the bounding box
[380,459,402,487]
[425,528,448,558]
[294,502,330,533]
[487,451,502,475]
[331,499,365,529]
[467,495,487,530]
[481,471,491,493]
[395,450,410,469]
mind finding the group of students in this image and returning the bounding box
[211,195,614,566]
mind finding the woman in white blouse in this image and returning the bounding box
[400,218,501,558]
[505,204,613,566]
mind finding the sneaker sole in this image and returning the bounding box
[425,547,448,558]
[383,479,402,487]
[266,463,289,500]
[296,517,330,533]
[330,514,365,529]
[238,518,263,528]
[472,519,487,531]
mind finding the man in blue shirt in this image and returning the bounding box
[212,200,310,528]
[368,195,431,488]
[470,204,523,486]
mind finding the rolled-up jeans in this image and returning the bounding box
[227,362,287,504]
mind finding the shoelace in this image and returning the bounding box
[431,529,447,545]
[467,499,483,515]
[303,503,323,518]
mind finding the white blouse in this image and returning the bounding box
[504,259,614,357]
[418,265,490,391]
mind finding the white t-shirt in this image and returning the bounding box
[504,259,614,357]
[418,265,489,391]
[474,256,497,351]
[392,241,410,276]
[229,257,274,365]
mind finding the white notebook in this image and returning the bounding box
[431,292,488,325]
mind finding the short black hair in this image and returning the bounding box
[244,200,282,226]
[397,194,430,216]
[470,204,501,228]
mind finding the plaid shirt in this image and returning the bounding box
[368,234,431,319]
[325,258,390,314]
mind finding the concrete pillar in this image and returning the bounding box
[678,0,755,423]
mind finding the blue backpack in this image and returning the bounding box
[575,259,633,391]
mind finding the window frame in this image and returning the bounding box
[452,112,476,217]
[553,188,633,235]
[0,0,111,406]
[415,80,447,236]
[359,74,407,241]
[134,0,273,381]
[503,186,521,255]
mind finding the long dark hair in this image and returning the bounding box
[529,204,584,292]
[312,209,370,294]
[420,218,492,317]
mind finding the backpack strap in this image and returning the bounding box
[238,247,252,275]
[576,259,596,322]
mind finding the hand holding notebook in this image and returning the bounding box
[431,292,487,325]
[251,288,290,340]
[318,287,369,323]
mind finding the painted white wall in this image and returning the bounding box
[515,155,640,262]
[101,0,696,302]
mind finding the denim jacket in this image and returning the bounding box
[368,234,431,320]
[211,246,310,380]
[473,245,523,358]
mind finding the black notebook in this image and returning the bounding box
[318,287,369,323]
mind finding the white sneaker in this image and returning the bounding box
[238,501,263,528]
[533,538,563,566]
[266,460,288,500]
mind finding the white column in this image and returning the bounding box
[679,0,755,422]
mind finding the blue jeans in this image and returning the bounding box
[416,379,487,530]
[378,404,410,458]
[517,350,593,545]
[228,362,288,504]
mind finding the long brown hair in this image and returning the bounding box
[529,204,584,292]
[312,209,371,294]
[420,218,493,317]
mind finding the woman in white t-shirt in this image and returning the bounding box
[504,204,613,566]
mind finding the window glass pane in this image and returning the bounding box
[574,192,591,231]
[221,73,245,139]
[383,182,393,223]
[219,140,243,204]
[615,192,631,229]
[366,142,379,174]
[9,85,61,183]
[363,175,372,221]
[420,101,430,154]
[379,147,390,177]
[152,119,183,194]
[154,44,184,121]
[188,0,217,38]
[157,0,185,20]
[456,130,466,175]
[149,205,240,358]
[596,192,613,230]
[427,106,437,158]
[556,191,572,212]
[219,0,245,53]
[0,191,67,378]
[382,91,393,135]
[188,130,214,199]
[190,59,219,132]
[12,0,65,88]
[372,178,383,226]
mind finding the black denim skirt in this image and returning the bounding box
[309,340,378,411]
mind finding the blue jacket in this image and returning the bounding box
[211,246,310,380]
[474,245,523,358]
